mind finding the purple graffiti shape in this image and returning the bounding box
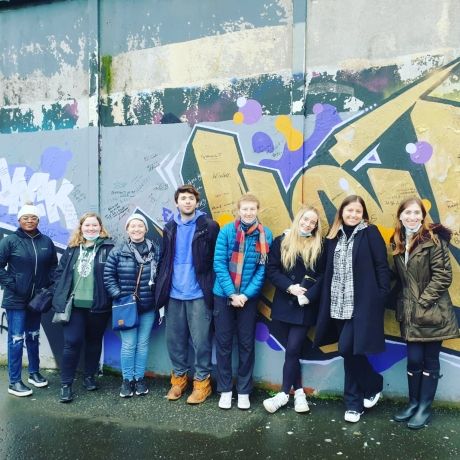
[259,104,342,186]
[255,322,270,342]
[368,341,407,373]
[40,146,73,180]
[240,99,263,125]
[252,131,274,154]
[266,336,283,351]
[162,207,174,222]
[410,141,433,164]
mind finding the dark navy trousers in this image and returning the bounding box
[336,319,383,411]
[213,295,258,394]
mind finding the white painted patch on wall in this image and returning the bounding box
[110,25,292,93]
[343,96,364,112]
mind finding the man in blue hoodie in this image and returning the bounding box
[154,185,219,404]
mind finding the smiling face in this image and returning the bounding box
[81,216,101,238]
[176,192,198,218]
[399,202,423,229]
[238,200,259,224]
[342,201,364,226]
[19,215,39,234]
[299,210,318,234]
[126,219,147,243]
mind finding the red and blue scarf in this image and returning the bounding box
[229,219,269,292]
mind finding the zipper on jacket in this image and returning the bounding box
[30,235,38,297]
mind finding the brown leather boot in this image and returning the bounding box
[166,372,188,400]
[186,375,212,404]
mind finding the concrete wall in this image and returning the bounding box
[1,0,459,400]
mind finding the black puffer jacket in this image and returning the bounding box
[52,239,114,314]
[0,228,57,310]
[104,239,159,313]
[393,224,459,342]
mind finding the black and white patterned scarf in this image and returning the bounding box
[330,221,367,319]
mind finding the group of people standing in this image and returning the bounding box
[0,186,458,430]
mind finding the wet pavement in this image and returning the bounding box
[0,368,459,460]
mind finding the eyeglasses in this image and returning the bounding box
[20,215,39,222]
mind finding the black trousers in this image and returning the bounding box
[61,308,110,385]
[336,319,383,411]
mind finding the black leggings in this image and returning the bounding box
[406,341,442,373]
[279,322,309,394]
[61,308,110,385]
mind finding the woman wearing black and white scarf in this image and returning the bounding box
[104,214,158,398]
[314,195,391,423]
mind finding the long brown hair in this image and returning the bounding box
[68,212,110,247]
[326,195,369,239]
[391,197,436,255]
[281,206,323,271]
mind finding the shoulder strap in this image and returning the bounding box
[133,264,144,298]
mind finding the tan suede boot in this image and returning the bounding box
[166,372,188,400]
[186,375,212,404]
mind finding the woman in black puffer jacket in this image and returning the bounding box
[104,214,159,398]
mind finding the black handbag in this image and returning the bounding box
[300,274,317,290]
[28,288,53,313]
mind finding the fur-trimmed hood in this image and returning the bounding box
[429,223,452,243]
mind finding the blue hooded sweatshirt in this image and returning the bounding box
[170,209,205,300]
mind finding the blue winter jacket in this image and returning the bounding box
[104,239,159,313]
[213,221,273,299]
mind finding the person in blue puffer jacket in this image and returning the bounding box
[104,213,159,398]
[213,193,273,410]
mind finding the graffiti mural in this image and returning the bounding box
[1,0,460,400]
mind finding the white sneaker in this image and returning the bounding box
[237,393,250,410]
[263,392,289,413]
[218,391,233,410]
[294,388,310,413]
[364,392,381,409]
[344,410,364,423]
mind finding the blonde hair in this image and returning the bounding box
[281,206,323,271]
[68,212,110,247]
[237,193,260,209]
[327,195,369,239]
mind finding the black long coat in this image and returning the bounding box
[266,235,323,326]
[314,224,391,355]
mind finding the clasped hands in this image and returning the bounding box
[229,293,248,308]
[287,284,309,306]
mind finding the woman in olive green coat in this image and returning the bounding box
[391,197,459,430]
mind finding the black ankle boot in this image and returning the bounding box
[60,384,73,403]
[394,370,422,422]
[407,371,440,429]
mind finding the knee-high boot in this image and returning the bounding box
[393,370,422,422]
[407,370,440,430]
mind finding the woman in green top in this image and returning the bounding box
[51,212,114,402]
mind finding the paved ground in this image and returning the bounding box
[0,368,459,460]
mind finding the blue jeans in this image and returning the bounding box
[5,309,41,384]
[213,295,258,394]
[165,298,212,380]
[120,310,155,380]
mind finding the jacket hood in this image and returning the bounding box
[429,224,452,243]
